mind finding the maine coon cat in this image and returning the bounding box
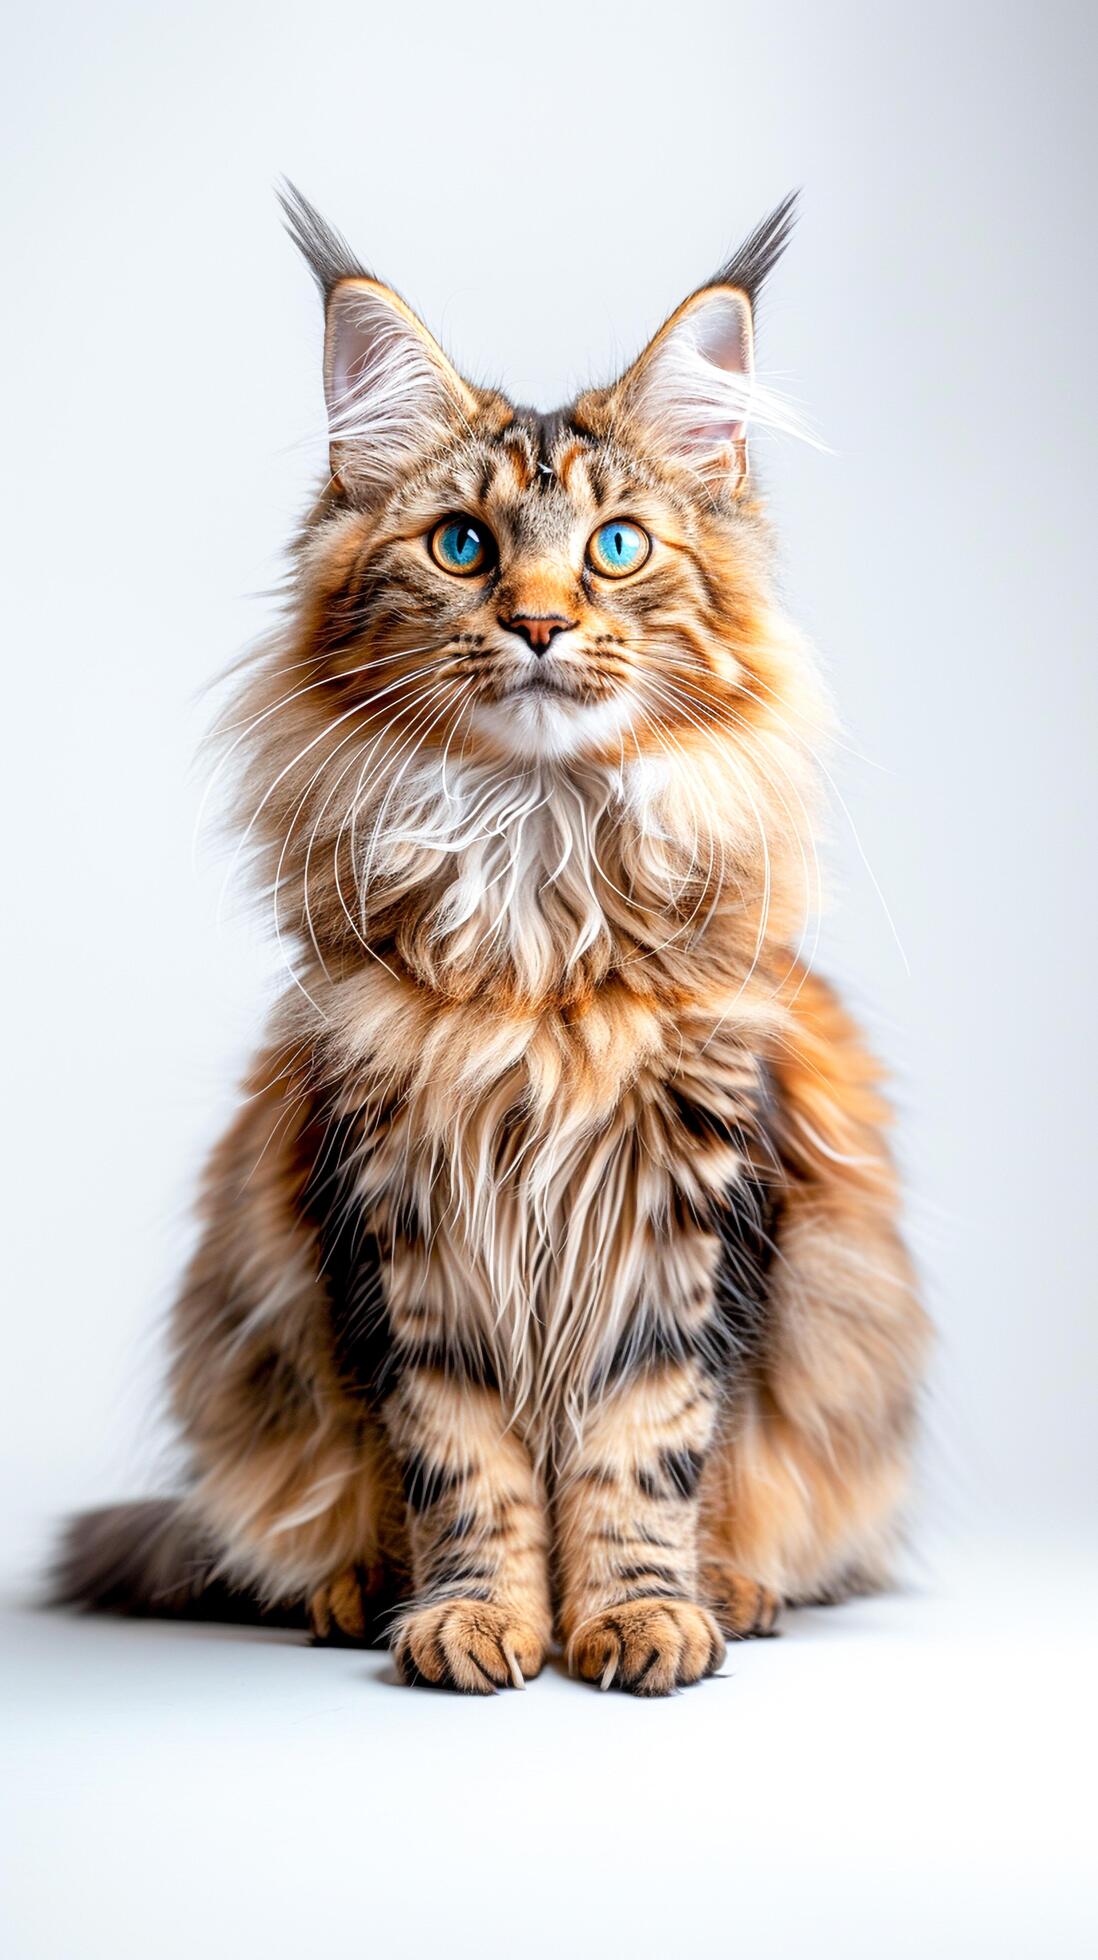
[55,188,929,1694]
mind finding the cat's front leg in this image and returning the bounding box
[384,1369,552,1692]
[555,1357,726,1696]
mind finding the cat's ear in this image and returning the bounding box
[618,193,798,490]
[622,286,756,487]
[278,181,476,494]
[321,279,477,493]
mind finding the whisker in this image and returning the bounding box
[218,659,453,920]
[193,641,446,868]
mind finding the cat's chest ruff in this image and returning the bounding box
[325,964,766,1222]
[339,978,755,1286]
[310,965,775,1422]
[375,1005,662,1246]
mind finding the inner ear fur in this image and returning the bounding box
[322,276,479,494]
[616,282,757,491]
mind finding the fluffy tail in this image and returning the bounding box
[50,1498,306,1628]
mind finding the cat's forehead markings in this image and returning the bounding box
[502,407,597,497]
[499,439,536,495]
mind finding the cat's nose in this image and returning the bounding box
[500,614,576,656]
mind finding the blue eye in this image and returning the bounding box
[429,515,494,576]
[587,519,651,578]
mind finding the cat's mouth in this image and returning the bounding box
[502,673,578,702]
[468,670,637,759]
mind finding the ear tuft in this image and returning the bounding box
[275,182,475,496]
[277,179,369,296]
[707,191,799,312]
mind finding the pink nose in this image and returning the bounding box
[501,614,575,655]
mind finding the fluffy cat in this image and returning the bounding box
[54,187,929,1694]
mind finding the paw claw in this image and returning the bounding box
[395,1600,546,1695]
[570,1599,724,1697]
[501,1642,527,1690]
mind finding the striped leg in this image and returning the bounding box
[384,1370,552,1693]
[555,1358,726,1696]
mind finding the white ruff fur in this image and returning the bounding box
[347,740,773,1003]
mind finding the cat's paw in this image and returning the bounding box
[309,1561,400,1647]
[393,1599,547,1693]
[568,1598,725,1696]
[700,1561,782,1639]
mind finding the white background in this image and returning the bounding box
[2,3,1095,1955]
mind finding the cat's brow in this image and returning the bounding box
[476,435,602,528]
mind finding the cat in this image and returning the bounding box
[53,186,929,1694]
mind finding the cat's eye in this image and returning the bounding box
[586,519,651,579]
[429,515,495,577]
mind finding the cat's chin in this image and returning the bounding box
[470,688,636,762]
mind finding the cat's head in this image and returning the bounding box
[281,185,810,770]
[229,191,827,1002]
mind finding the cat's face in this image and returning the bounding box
[307,388,769,768]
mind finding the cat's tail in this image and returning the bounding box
[50,1498,306,1627]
